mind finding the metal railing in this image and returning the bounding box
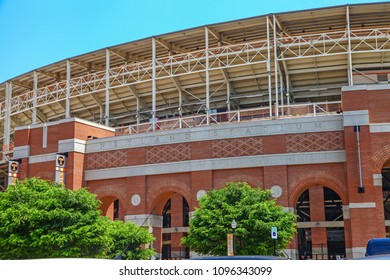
[115,101,342,136]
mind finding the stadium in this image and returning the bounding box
[1,2,390,259]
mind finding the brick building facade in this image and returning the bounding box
[11,85,390,259]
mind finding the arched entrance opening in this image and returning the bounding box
[160,194,190,260]
[296,186,345,260]
[100,196,120,221]
[382,159,390,237]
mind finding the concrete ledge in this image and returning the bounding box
[29,153,56,164]
[349,202,376,209]
[343,110,369,126]
[15,117,115,132]
[13,145,30,159]
[342,84,390,91]
[58,138,86,154]
[370,123,390,133]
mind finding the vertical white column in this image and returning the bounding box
[205,27,210,125]
[4,82,11,152]
[347,5,354,86]
[279,70,284,116]
[226,82,231,112]
[266,17,272,118]
[105,49,110,126]
[33,71,38,124]
[273,15,279,118]
[152,37,157,131]
[66,60,71,119]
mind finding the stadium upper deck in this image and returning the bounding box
[0,2,390,154]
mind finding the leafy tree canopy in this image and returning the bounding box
[182,182,296,256]
[103,220,155,260]
[0,178,154,260]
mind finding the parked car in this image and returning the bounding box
[190,255,286,260]
[365,238,390,256]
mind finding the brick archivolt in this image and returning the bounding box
[371,143,390,173]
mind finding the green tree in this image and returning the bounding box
[103,220,155,260]
[182,182,296,256]
[0,178,154,260]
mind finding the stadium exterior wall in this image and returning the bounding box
[12,85,390,259]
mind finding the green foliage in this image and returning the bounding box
[182,182,297,256]
[103,221,155,260]
[0,178,154,260]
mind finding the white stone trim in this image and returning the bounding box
[343,110,369,126]
[124,214,162,228]
[29,153,56,164]
[342,205,350,219]
[373,173,383,187]
[349,202,376,209]
[342,84,390,91]
[161,227,189,233]
[15,117,115,132]
[58,138,86,154]
[283,207,295,213]
[349,247,366,259]
[370,123,390,133]
[296,221,344,228]
[385,220,390,226]
[85,115,343,153]
[13,145,30,159]
[85,151,346,181]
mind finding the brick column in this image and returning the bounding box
[309,186,328,259]
[170,193,184,259]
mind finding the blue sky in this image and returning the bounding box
[0,0,383,83]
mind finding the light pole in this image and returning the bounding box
[148,225,155,260]
[231,219,237,256]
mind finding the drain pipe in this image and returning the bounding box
[354,125,365,193]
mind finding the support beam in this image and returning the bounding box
[66,60,71,118]
[346,5,354,86]
[266,17,273,117]
[273,15,279,118]
[152,38,157,131]
[33,71,38,124]
[207,27,237,45]
[69,59,105,72]
[4,82,12,152]
[205,27,210,125]
[105,49,110,126]
[155,38,188,54]
[220,68,235,111]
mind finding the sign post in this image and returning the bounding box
[227,233,234,256]
[55,153,67,187]
[271,226,278,256]
[8,160,20,186]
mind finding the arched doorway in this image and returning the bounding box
[382,159,390,237]
[296,186,345,260]
[100,196,120,221]
[161,194,190,259]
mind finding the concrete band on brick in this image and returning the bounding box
[84,150,346,180]
[342,110,369,126]
[86,115,344,153]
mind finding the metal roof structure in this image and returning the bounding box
[1,2,390,154]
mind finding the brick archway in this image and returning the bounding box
[372,144,390,173]
[147,178,191,214]
[289,173,346,207]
